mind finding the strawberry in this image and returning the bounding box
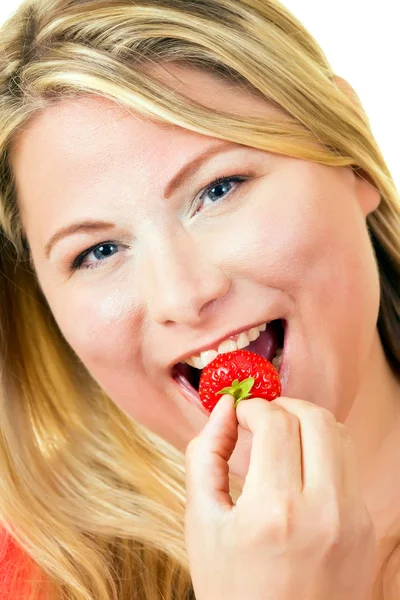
[198,349,281,413]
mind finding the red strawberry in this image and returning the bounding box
[198,349,281,413]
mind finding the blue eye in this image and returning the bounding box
[197,174,248,212]
[73,242,120,270]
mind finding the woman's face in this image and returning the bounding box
[12,65,381,451]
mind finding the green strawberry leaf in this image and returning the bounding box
[239,378,255,397]
[217,377,255,407]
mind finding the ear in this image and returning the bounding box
[333,76,381,216]
[352,166,381,216]
[332,76,365,112]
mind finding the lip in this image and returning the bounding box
[173,369,208,412]
[278,319,289,393]
[170,318,282,369]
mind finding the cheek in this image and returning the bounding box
[247,166,379,409]
[219,163,378,307]
[210,164,379,405]
[43,282,194,443]
[47,285,140,370]
[47,284,157,416]
[210,165,337,286]
[257,166,379,327]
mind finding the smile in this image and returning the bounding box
[183,322,268,369]
[173,319,286,395]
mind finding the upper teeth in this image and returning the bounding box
[184,322,268,369]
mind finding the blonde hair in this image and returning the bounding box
[0,0,399,598]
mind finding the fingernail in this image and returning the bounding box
[209,394,231,419]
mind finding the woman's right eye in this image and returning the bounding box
[72,242,121,271]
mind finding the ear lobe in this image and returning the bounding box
[353,166,381,216]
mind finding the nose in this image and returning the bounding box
[140,228,231,326]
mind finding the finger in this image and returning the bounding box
[185,395,237,512]
[235,398,302,501]
[272,397,341,494]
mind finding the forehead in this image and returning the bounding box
[11,63,283,171]
[13,97,176,184]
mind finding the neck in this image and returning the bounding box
[345,329,400,590]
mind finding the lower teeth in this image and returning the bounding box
[272,349,283,371]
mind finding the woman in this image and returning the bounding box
[0,0,399,598]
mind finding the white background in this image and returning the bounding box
[1,0,399,188]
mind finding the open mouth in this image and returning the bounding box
[173,318,286,398]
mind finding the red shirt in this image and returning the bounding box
[0,531,36,598]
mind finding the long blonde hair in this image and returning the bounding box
[0,0,399,598]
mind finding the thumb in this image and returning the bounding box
[185,394,237,511]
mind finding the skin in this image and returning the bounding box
[11,64,400,589]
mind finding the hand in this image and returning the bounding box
[185,395,376,600]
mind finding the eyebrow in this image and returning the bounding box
[163,140,235,199]
[44,140,236,259]
[44,220,114,259]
